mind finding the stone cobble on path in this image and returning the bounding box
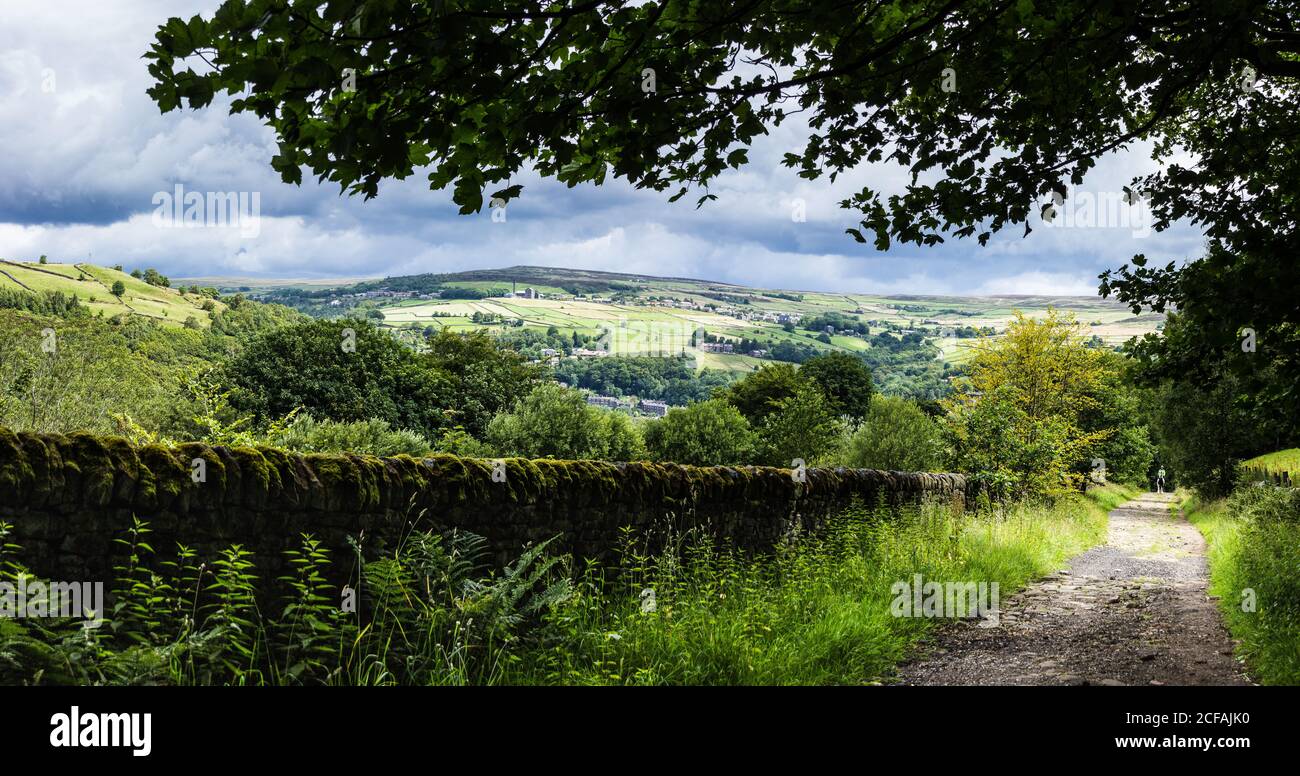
[897,492,1251,686]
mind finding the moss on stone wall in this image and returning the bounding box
[0,427,969,585]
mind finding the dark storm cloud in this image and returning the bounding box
[0,0,1204,294]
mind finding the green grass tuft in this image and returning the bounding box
[1186,487,1300,685]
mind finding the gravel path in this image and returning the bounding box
[895,492,1252,686]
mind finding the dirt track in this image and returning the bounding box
[896,492,1252,686]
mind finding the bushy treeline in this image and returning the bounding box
[0,289,87,318]
[2,295,1158,499]
[202,313,1150,499]
[152,318,886,468]
[803,311,869,335]
[0,297,303,439]
[553,355,734,405]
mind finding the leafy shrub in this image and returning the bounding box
[421,330,544,438]
[643,398,756,465]
[0,310,170,435]
[223,318,453,437]
[1194,486,1300,684]
[799,351,875,424]
[432,427,494,458]
[756,384,843,466]
[713,362,806,424]
[266,414,432,457]
[486,383,646,460]
[0,517,570,686]
[836,394,945,471]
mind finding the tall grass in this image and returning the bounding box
[0,487,1126,686]
[521,487,1121,685]
[1242,448,1300,485]
[1086,482,1139,513]
[1185,486,1300,685]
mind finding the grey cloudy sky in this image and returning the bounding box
[0,1,1206,295]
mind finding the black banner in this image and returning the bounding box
[0,686,1282,764]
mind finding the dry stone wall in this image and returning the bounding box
[0,428,970,584]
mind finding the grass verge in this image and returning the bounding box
[0,486,1132,686]
[1183,487,1300,685]
[522,484,1130,685]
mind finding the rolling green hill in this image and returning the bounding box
[0,259,226,326]
[19,260,1163,386]
[333,265,1160,365]
[236,264,1164,399]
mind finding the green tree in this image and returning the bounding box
[1120,267,1300,464]
[943,311,1113,498]
[422,329,544,437]
[486,383,645,460]
[714,363,807,424]
[837,395,944,472]
[142,268,170,288]
[1077,352,1156,488]
[758,385,843,468]
[0,311,171,435]
[799,352,874,424]
[1148,374,1266,498]
[110,280,126,298]
[643,399,756,466]
[224,318,453,437]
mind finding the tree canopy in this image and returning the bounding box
[146,2,1297,237]
[838,394,944,472]
[224,318,454,436]
[712,362,805,424]
[421,329,545,437]
[799,351,874,424]
[643,398,756,466]
[146,1,1300,461]
[942,311,1147,497]
[486,382,645,460]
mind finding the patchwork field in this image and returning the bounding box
[368,267,1163,373]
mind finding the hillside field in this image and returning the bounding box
[363,267,1164,372]
[1,259,225,326]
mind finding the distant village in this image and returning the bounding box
[581,394,670,417]
[328,285,546,306]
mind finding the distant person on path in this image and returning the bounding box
[1156,467,1167,494]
